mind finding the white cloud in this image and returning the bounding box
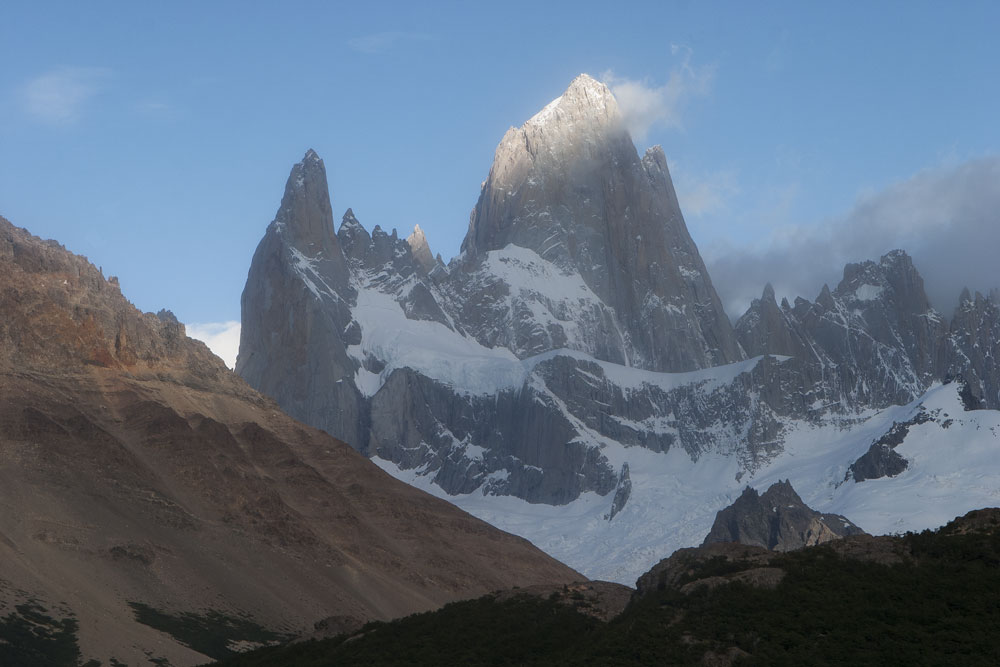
[186,321,241,369]
[21,66,110,124]
[705,156,1000,318]
[347,31,430,54]
[603,46,715,141]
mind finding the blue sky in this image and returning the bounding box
[2,2,999,364]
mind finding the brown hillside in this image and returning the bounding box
[0,217,578,666]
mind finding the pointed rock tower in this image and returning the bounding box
[237,150,368,449]
[407,224,438,274]
[461,74,741,371]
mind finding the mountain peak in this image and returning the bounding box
[266,150,350,284]
[406,223,426,246]
[564,73,615,104]
[460,73,741,372]
[525,73,621,131]
[407,224,437,273]
[881,248,912,266]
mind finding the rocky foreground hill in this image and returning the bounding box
[214,508,1000,666]
[236,74,1000,582]
[0,217,577,666]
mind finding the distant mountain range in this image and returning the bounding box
[237,74,1000,583]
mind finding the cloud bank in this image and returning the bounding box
[21,66,110,124]
[705,156,1000,319]
[187,321,241,369]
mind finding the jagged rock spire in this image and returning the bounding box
[273,149,350,285]
[458,74,742,372]
[238,149,362,446]
[338,208,371,261]
[406,224,437,273]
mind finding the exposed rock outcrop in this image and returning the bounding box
[605,463,632,521]
[702,480,865,551]
[847,410,932,482]
[944,289,1000,409]
[406,224,439,274]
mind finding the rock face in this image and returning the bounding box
[406,224,439,274]
[0,217,579,666]
[460,74,741,372]
[735,252,1000,415]
[944,289,1000,410]
[847,411,932,482]
[236,150,367,450]
[736,250,949,410]
[702,481,865,551]
[236,74,1000,548]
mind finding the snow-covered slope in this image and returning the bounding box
[378,380,1000,584]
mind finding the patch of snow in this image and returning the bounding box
[375,443,743,585]
[350,285,526,395]
[853,283,884,301]
[354,367,382,398]
[527,95,563,126]
[462,442,488,461]
[678,265,701,280]
[482,245,600,305]
[287,245,342,302]
[592,353,782,394]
